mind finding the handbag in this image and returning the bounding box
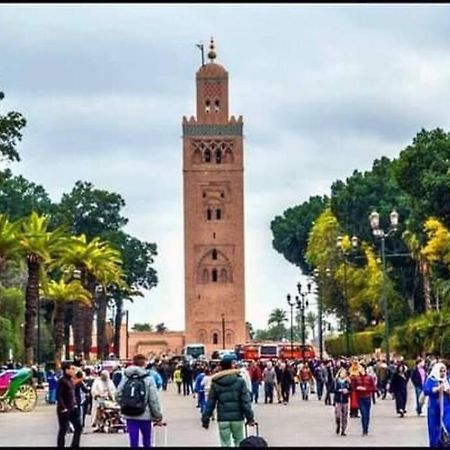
[439,390,450,447]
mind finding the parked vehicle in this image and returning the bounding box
[0,368,37,412]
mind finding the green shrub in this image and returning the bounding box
[325,329,384,357]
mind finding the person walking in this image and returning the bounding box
[348,359,360,418]
[351,364,376,436]
[194,367,207,413]
[46,369,57,405]
[314,361,326,401]
[366,365,378,405]
[423,362,450,447]
[274,361,283,404]
[116,354,163,448]
[181,363,193,396]
[324,361,335,406]
[202,354,255,447]
[262,361,276,404]
[333,368,351,436]
[389,364,410,417]
[280,362,293,405]
[173,365,182,395]
[411,358,427,416]
[56,362,82,448]
[248,360,262,404]
[298,363,312,401]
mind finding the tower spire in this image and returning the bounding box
[207,37,216,63]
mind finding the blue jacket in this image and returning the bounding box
[150,369,163,390]
[194,373,206,393]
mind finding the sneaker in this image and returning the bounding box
[341,431,346,436]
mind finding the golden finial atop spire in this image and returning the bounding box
[207,36,216,62]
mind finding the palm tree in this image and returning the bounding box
[41,278,91,368]
[305,311,317,341]
[56,234,124,361]
[268,308,288,340]
[0,214,21,275]
[19,212,67,365]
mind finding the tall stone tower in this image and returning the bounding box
[183,38,246,355]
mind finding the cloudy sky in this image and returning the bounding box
[2,4,450,331]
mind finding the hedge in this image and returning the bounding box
[325,330,384,357]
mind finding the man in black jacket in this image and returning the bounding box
[56,362,82,447]
[202,355,256,447]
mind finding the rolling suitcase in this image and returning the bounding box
[244,422,259,438]
[151,422,168,447]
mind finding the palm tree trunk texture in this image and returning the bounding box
[72,301,84,356]
[114,300,123,359]
[422,258,432,311]
[96,291,108,360]
[53,302,65,368]
[83,274,96,361]
[24,256,39,366]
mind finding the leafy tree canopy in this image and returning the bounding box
[0,93,26,164]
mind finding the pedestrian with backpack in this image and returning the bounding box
[116,354,163,448]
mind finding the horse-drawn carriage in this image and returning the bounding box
[0,368,38,412]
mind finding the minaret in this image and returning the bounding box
[182,38,246,355]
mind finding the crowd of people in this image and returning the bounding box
[2,352,450,447]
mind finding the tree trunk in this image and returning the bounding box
[114,299,123,359]
[24,255,39,366]
[96,290,108,360]
[422,258,432,311]
[53,302,65,369]
[72,302,84,356]
[83,274,96,361]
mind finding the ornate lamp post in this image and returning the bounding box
[286,294,295,359]
[336,234,359,357]
[369,208,399,363]
[296,282,311,354]
[221,314,226,350]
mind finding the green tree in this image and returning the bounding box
[0,214,21,274]
[0,169,54,220]
[0,92,26,164]
[0,287,24,361]
[55,181,128,240]
[132,323,154,332]
[305,311,317,341]
[271,195,328,274]
[156,322,167,334]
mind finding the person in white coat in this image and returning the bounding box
[90,370,116,431]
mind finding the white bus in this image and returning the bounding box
[182,343,207,361]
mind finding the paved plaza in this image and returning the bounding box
[1,382,427,447]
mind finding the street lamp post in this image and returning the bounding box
[369,208,399,364]
[295,282,311,357]
[286,294,295,359]
[336,235,359,357]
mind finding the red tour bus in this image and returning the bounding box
[278,344,316,360]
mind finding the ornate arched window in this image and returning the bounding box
[206,208,212,221]
[216,209,222,220]
[224,148,234,164]
[193,149,202,164]
[204,149,211,163]
[205,99,211,113]
[215,99,220,112]
[213,333,219,345]
[216,149,222,164]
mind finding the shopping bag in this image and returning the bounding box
[151,422,168,447]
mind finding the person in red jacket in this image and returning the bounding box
[248,360,262,403]
[351,363,376,436]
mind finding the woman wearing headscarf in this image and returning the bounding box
[389,364,410,417]
[423,362,450,447]
[90,370,116,431]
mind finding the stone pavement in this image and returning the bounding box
[0,383,428,447]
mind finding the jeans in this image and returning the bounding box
[218,420,245,447]
[359,397,371,434]
[251,381,260,403]
[300,382,309,400]
[414,386,423,415]
[316,380,324,400]
[47,388,57,404]
[198,391,206,413]
[126,419,152,448]
[264,382,274,403]
[182,380,191,395]
[334,403,349,433]
[57,408,82,448]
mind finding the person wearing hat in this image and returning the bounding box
[202,354,256,447]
